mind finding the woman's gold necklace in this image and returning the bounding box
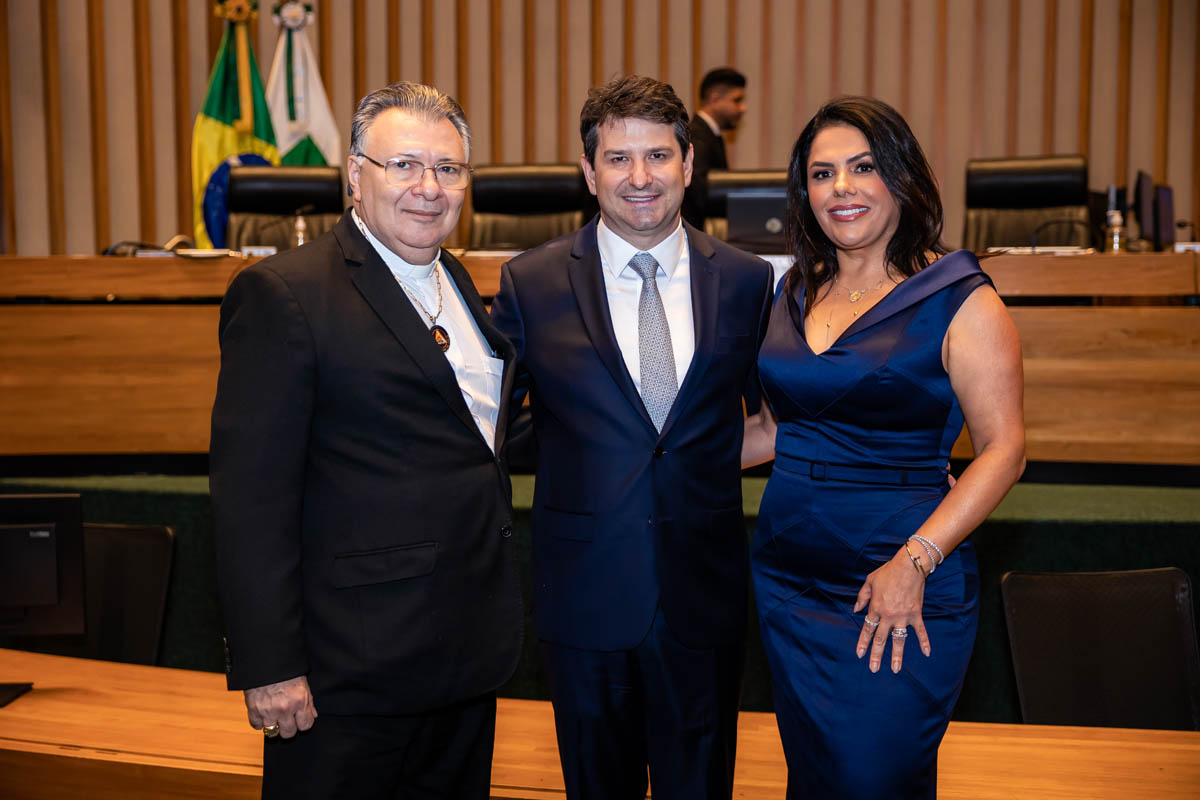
[825,276,886,345]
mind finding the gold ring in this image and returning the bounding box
[263,723,281,738]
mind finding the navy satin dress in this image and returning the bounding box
[753,251,990,799]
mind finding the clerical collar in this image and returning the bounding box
[351,207,438,280]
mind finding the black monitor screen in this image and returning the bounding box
[726,189,789,254]
[0,494,85,637]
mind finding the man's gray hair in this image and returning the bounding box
[349,81,471,161]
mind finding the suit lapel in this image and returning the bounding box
[336,215,488,448]
[441,249,517,454]
[659,225,719,438]
[567,221,657,433]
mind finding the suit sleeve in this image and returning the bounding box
[683,128,716,231]
[742,259,775,415]
[489,261,537,471]
[210,266,315,691]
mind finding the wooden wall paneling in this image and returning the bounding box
[622,0,633,76]
[40,0,64,254]
[1194,2,1199,237]
[387,0,400,81]
[523,0,535,162]
[691,0,701,97]
[970,0,985,156]
[828,0,839,98]
[863,0,875,97]
[171,0,190,237]
[591,0,603,86]
[1078,0,1093,157]
[353,0,366,112]
[421,0,433,85]
[900,0,912,118]
[557,0,568,159]
[759,0,771,159]
[0,0,12,253]
[933,0,947,181]
[658,0,669,81]
[1115,0,1132,186]
[1005,0,1020,155]
[1153,0,1171,182]
[86,0,111,253]
[456,0,469,111]
[1042,0,1058,153]
[317,0,332,91]
[133,0,155,244]
[208,3,223,65]
[727,0,737,65]
[793,0,805,133]
[490,0,503,161]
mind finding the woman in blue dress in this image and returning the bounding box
[742,96,1026,798]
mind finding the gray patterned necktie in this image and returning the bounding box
[628,252,678,431]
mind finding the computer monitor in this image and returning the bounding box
[1134,170,1155,245]
[0,493,85,707]
[725,188,789,254]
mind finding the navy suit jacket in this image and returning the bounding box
[491,217,772,651]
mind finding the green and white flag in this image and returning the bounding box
[266,2,341,166]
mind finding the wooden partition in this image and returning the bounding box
[0,252,1197,464]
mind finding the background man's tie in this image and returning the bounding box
[629,252,678,432]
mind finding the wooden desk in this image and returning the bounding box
[1,649,1198,799]
[1,254,1198,463]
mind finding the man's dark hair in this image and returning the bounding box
[782,95,947,316]
[698,67,747,103]
[579,75,690,165]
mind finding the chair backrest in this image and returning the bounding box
[963,155,1092,251]
[226,165,345,252]
[469,164,597,250]
[1001,567,1200,730]
[703,169,788,240]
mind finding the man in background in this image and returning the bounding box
[682,67,747,231]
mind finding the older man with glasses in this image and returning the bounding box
[211,81,522,799]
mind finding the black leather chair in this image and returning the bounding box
[704,169,788,241]
[963,155,1093,251]
[468,164,597,250]
[1001,567,1200,730]
[226,165,345,252]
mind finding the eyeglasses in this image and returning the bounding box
[356,153,473,190]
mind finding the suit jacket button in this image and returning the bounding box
[500,523,513,538]
[653,446,664,458]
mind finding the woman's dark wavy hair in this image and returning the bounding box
[783,96,946,315]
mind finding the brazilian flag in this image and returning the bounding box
[192,4,279,249]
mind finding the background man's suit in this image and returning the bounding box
[682,116,729,230]
[490,217,772,797]
[211,210,523,790]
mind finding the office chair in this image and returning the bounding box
[1001,567,1200,730]
[704,169,788,241]
[226,165,344,252]
[468,164,597,250]
[963,155,1092,251]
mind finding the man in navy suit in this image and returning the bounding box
[491,75,772,800]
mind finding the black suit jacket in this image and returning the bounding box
[211,211,523,716]
[682,115,729,230]
[490,218,772,651]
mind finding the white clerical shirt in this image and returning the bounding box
[352,208,502,452]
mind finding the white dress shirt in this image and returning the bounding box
[352,209,502,452]
[596,218,695,391]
